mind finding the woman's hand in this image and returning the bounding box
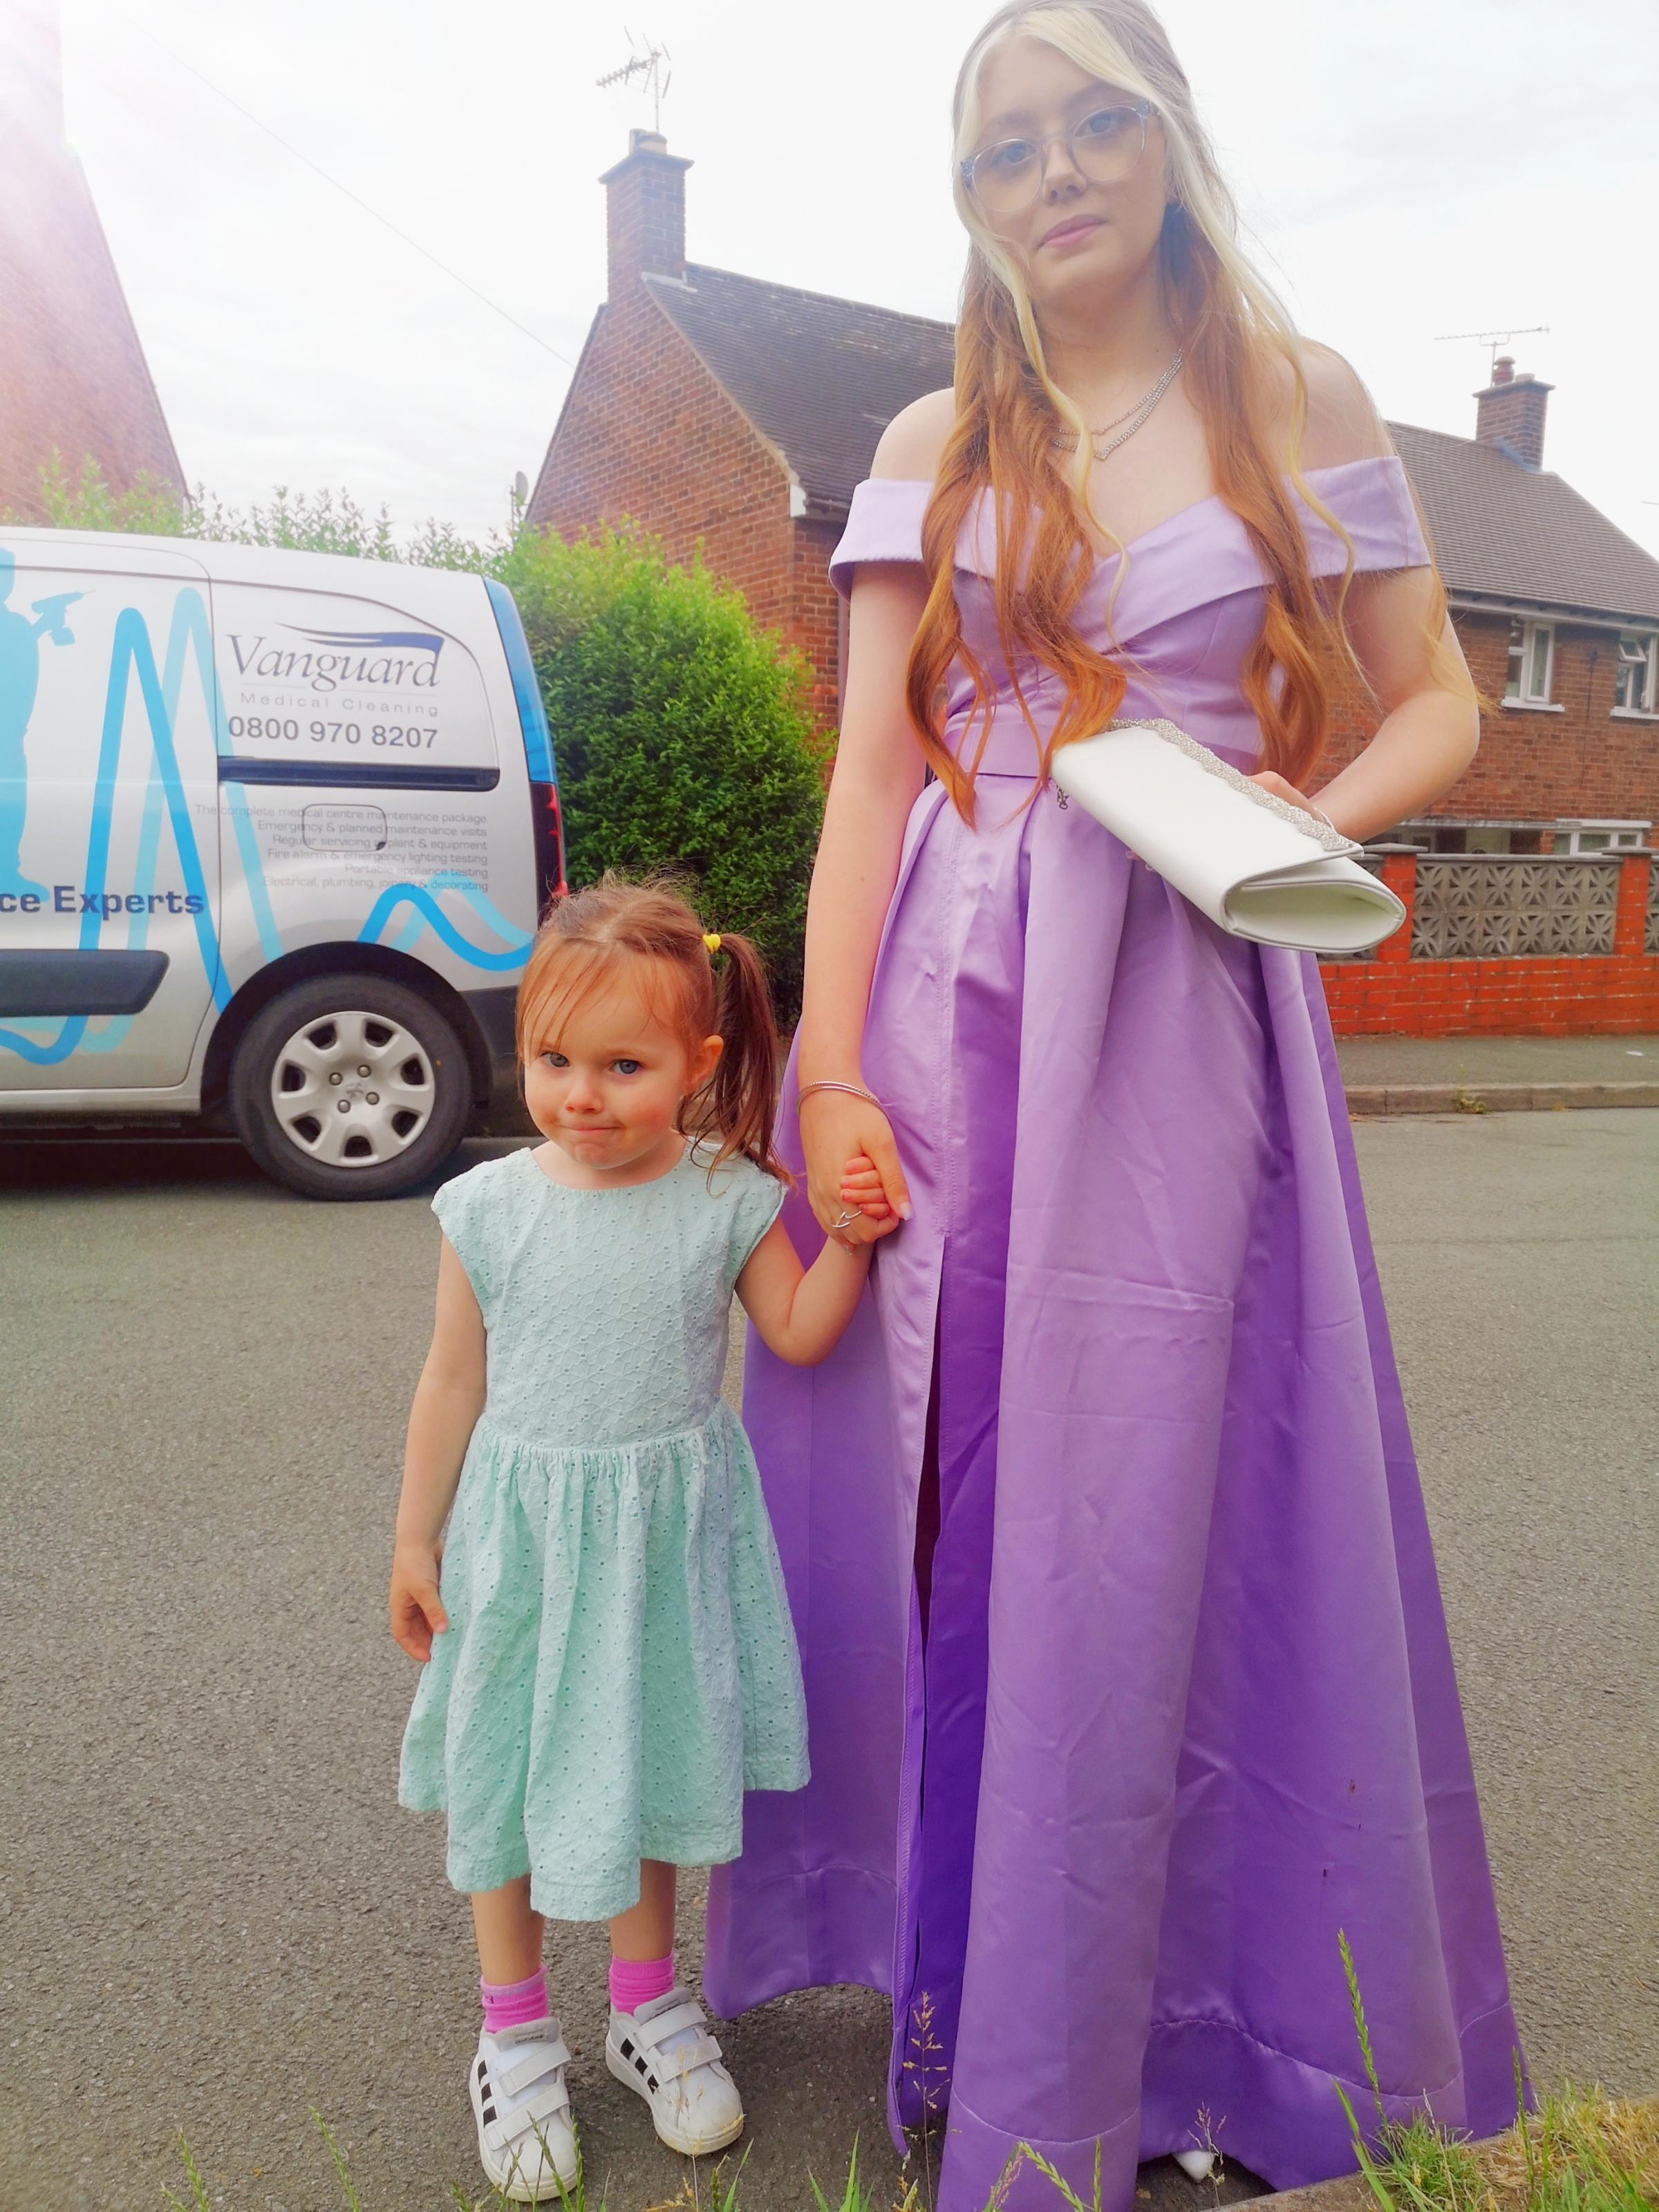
[390,1539,448,1663]
[1249,769,1336,826]
[799,1089,912,1252]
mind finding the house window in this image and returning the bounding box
[1613,632,1658,714]
[1505,618,1554,704]
[1555,823,1649,853]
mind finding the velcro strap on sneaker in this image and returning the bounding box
[634,1998,706,2049]
[499,2038,572,2099]
[653,2030,724,2082]
[490,2075,571,2146]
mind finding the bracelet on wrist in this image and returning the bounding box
[796,1079,882,1112]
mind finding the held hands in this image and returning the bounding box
[389,1539,449,1663]
[798,1089,912,1254]
[838,1153,892,1224]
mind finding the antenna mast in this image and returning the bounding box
[597,32,673,134]
[1434,324,1550,379]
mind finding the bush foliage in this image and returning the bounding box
[499,529,828,1015]
[7,457,830,1019]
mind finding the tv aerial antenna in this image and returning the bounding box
[597,33,672,134]
[1434,324,1550,378]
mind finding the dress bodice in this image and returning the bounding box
[431,1140,786,1450]
[828,456,1430,777]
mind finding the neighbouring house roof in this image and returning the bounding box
[1387,422,1659,626]
[0,8,184,521]
[643,263,954,518]
[642,263,1659,627]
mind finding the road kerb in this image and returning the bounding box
[1344,1080,1659,1116]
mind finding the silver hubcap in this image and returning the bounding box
[270,1009,435,1168]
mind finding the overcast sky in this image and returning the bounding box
[59,0,1659,561]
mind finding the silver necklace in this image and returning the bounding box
[1055,349,1185,463]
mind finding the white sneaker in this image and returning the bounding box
[606,1985,744,2156]
[470,2014,579,2202]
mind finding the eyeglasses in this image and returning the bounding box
[960,99,1154,218]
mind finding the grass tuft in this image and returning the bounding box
[1333,1929,1657,2212]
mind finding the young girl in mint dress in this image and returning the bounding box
[391,873,890,2202]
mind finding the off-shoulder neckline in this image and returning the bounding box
[851,453,1405,568]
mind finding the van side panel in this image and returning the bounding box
[0,535,543,1118]
[210,574,539,1020]
[0,554,222,1090]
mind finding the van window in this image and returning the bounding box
[213,583,496,784]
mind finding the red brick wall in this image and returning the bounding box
[1321,610,1658,829]
[789,516,845,730]
[1318,850,1659,1035]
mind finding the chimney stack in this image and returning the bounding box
[601,129,692,302]
[1474,354,1553,469]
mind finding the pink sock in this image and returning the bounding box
[480,1965,548,2034]
[609,1950,675,2015]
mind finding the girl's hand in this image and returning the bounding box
[390,1540,449,1663]
[840,1152,892,1222]
[799,1089,912,1252]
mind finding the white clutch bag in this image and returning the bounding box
[1049,718,1405,955]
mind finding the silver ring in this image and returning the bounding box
[830,1208,859,1230]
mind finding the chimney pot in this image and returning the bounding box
[600,131,693,302]
[1491,354,1515,384]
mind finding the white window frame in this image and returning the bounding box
[1612,631,1658,718]
[1504,617,1557,709]
[1553,819,1650,854]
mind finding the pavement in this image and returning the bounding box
[1,1113,1656,2212]
[1334,1033,1659,1114]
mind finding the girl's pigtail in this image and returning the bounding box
[684,932,790,1189]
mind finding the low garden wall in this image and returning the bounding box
[1319,848,1659,1036]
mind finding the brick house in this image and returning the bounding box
[0,0,184,519]
[530,132,1659,858]
[1332,374,1659,858]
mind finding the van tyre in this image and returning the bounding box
[231,974,473,1201]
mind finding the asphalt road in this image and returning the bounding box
[1,1112,1654,2212]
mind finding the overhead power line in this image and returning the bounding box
[115,10,577,372]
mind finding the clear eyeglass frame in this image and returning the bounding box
[960,98,1155,214]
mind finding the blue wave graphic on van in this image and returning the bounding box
[0,581,532,1068]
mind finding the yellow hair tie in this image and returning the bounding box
[702,932,722,955]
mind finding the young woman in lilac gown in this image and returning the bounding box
[703,5,1526,2206]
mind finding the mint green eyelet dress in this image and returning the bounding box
[396,1138,810,1922]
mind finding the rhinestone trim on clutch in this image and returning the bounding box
[1101,718,1356,855]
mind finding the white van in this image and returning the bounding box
[0,529,564,1198]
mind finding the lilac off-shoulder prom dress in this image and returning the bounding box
[703,455,1525,2212]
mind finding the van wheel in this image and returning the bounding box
[230,974,473,1201]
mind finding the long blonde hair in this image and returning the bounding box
[908,0,1461,825]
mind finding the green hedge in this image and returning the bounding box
[499,527,827,1021]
